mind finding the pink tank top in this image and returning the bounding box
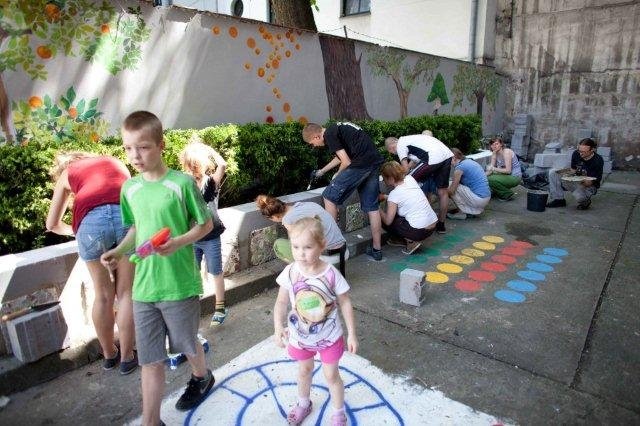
[68,157,129,233]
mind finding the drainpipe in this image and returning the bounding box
[469,0,478,62]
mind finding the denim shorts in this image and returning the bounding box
[76,204,129,261]
[194,237,222,275]
[322,164,382,212]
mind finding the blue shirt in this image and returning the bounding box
[456,159,491,198]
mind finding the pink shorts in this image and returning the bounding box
[288,337,344,364]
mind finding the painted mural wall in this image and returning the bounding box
[0,0,506,146]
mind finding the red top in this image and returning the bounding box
[68,156,130,233]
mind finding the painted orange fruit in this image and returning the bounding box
[90,133,100,142]
[272,88,278,94]
[44,3,61,22]
[212,26,220,35]
[257,68,265,77]
[265,116,274,123]
[100,24,110,34]
[266,105,272,112]
[229,27,238,38]
[285,50,291,58]
[258,26,265,33]
[271,59,279,69]
[246,37,256,49]
[68,107,78,119]
[254,48,261,55]
[282,103,290,113]
[28,96,43,109]
[36,45,52,59]
[295,44,300,50]
[298,116,308,125]
[244,62,252,70]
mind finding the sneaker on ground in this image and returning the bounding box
[386,237,405,247]
[446,212,467,220]
[402,240,422,255]
[175,369,215,411]
[435,221,446,234]
[546,198,567,208]
[365,245,382,261]
[210,308,228,326]
[102,347,119,371]
[119,353,138,375]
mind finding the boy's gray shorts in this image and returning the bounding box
[133,297,201,365]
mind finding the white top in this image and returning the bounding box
[397,134,453,165]
[276,262,350,350]
[388,175,438,228]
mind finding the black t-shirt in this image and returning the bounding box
[200,175,225,240]
[571,150,604,188]
[323,122,383,169]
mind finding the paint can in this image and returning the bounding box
[527,190,548,212]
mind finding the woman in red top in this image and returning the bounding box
[46,151,137,375]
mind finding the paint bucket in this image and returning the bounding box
[527,190,548,212]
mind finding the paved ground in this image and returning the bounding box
[0,171,638,425]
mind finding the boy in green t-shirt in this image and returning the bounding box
[101,111,214,425]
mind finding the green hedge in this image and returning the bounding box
[0,114,480,255]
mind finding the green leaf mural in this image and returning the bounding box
[0,1,150,144]
[451,62,501,116]
[426,72,449,115]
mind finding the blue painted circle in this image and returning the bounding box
[517,270,546,281]
[536,254,562,264]
[495,289,526,303]
[544,247,568,257]
[526,262,554,273]
[507,280,537,292]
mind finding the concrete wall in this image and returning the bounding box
[493,0,640,169]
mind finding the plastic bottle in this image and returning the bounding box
[129,227,171,264]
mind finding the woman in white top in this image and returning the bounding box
[379,161,438,254]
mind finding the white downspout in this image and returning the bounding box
[469,0,478,63]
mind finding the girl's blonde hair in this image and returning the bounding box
[50,151,97,180]
[288,216,325,247]
[179,135,218,177]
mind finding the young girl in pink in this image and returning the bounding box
[273,217,358,426]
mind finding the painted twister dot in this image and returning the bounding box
[423,248,442,256]
[473,241,495,250]
[491,254,517,264]
[450,255,474,265]
[425,271,449,284]
[495,290,526,303]
[469,270,495,282]
[501,247,526,256]
[444,235,464,243]
[455,280,482,292]
[526,262,554,273]
[407,254,428,264]
[437,263,463,274]
[536,254,562,264]
[507,280,537,292]
[390,263,408,273]
[462,248,485,257]
[517,270,545,281]
[482,235,504,243]
[480,262,507,272]
[544,247,568,257]
[511,240,534,249]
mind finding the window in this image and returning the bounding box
[343,0,370,16]
[231,0,243,17]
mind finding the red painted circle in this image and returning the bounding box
[491,254,517,264]
[455,280,482,292]
[481,262,507,272]
[501,247,526,256]
[469,270,495,282]
[510,240,534,249]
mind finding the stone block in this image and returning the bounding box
[604,160,613,174]
[399,269,426,307]
[597,146,612,159]
[7,305,69,363]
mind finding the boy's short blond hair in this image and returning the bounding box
[422,129,433,136]
[384,137,398,150]
[122,111,163,145]
[302,123,323,143]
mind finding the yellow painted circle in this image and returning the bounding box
[425,271,449,284]
[461,248,485,257]
[482,235,504,243]
[450,255,474,265]
[473,241,496,250]
[437,263,463,274]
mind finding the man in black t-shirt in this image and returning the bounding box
[547,138,604,210]
[302,122,385,260]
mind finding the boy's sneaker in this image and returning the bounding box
[210,308,228,326]
[175,369,215,411]
[386,237,405,247]
[119,353,138,375]
[435,221,446,234]
[102,347,119,370]
[365,245,382,261]
[402,240,422,255]
[446,212,467,220]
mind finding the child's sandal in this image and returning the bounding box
[287,401,312,425]
[331,412,347,426]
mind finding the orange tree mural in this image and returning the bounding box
[366,46,440,119]
[0,0,150,144]
[451,62,501,117]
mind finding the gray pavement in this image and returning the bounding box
[0,171,639,425]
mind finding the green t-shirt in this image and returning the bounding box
[121,169,212,302]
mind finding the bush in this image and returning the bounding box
[0,114,480,254]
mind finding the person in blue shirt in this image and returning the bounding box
[447,148,491,220]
